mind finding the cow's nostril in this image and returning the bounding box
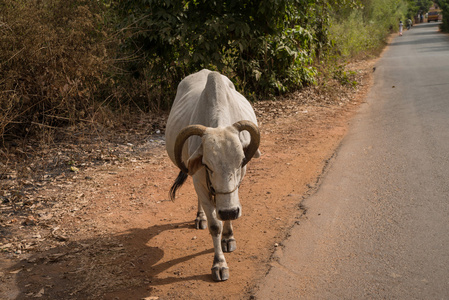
[218,208,240,220]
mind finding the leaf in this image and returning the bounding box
[34,288,45,298]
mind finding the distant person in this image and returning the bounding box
[420,14,424,22]
[399,20,403,36]
[407,18,412,29]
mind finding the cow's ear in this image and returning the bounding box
[187,144,203,175]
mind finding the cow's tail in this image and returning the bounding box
[169,171,188,201]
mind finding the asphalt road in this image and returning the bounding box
[255,22,449,299]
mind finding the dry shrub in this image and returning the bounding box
[0,0,112,144]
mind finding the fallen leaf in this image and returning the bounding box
[34,288,44,298]
[23,216,37,226]
[0,243,12,249]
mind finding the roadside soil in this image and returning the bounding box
[0,59,375,300]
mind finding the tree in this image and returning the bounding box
[113,0,326,102]
[435,0,449,31]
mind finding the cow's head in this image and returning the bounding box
[173,121,260,220]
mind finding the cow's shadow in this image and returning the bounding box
[6,221,214,300]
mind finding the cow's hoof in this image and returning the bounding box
[195,218,207,230]
[221,238,236,252]
[211,266,229,281]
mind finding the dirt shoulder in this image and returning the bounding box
[0,59,375,300]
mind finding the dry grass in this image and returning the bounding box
[0,0,117,145]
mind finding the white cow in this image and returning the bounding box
[165,69,261,281]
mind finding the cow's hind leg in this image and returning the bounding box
[195,197,207,229]
[221,221,236,252]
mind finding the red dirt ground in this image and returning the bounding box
[0,59,374,300]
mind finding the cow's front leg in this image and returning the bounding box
[221,221,236,252]
[193,175,229,281]
[208,217,229,281]
[195,198,207,229]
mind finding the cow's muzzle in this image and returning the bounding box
[218,208,240,221]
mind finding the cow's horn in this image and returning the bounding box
[174,124,207,174]
[233,120,260,167]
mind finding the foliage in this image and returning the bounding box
[112,0,329,101]
[332,64,358,87]
[436,0,449,31]
[329,0,409,60]
[0,0,422,144]
[0,0,113,142]
[415,0,434,13]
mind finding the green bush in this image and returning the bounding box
[113,0,325,101]
[437,0,449,32]
[329,0,409,60]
